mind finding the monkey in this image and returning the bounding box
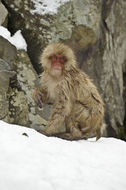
[33,42,105,140]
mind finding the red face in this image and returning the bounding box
[50,54,66,70]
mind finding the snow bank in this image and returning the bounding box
[0,120,126,190]
[31,0,70,15]
[0,26,27,51]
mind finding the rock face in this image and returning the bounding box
[77,0,126,137]
[0,58,15,120]
[100,0,126,136]
[0,0,8,26]
[2,0,101,73]
[1,0,126,138]
[0,36,47,130]
[12,50,48,129]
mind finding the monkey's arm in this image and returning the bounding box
[32,88,48,108]
[44,86,72,136]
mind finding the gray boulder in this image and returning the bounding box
[0,36,48,129]
[0,58,15,120]
[0,0,8,26]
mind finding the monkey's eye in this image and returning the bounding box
[49,55,57,61]
[49,54,67,64]
[59,56,65,63]
[62,56,67,62]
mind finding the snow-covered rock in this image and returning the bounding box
[0,26,27,51]
[31,0,70,15]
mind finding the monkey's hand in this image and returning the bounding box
[32,88,47,108]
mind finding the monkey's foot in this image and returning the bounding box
[55,132,87,141]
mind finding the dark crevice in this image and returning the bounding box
[123,72,126,135]
[124,108,126,134]
[101,0,115,34]
[102,20,110,33]
[104,113,117,138]
[1,0,18,35]
[101,0,115,20]
[118,70,126,141]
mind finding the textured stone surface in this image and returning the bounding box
[0,1,8,26]
[2,0,101,72]
[101,0,126,135]
[0,36,17,68]
[13,50,47,129]
[0,37,48,129]
[0,59,15,120]
[77,0,126,137]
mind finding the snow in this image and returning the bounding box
[31,0,70,15]
[0,26,27,51]
[0,120,126,190]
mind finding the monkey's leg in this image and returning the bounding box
[73,103,101,140]
[43,89,75,137]
[56,117,85,140]
[74,120,104,141]
[44,115,65,136]
[43,101,68,136]
[67,117,83,139]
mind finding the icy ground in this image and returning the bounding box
[31,0,70,15]
[0,120,126,190]
[0,26,27,51]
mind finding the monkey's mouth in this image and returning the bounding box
[52,63,63,70]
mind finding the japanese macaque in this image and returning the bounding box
[33,42,105,140]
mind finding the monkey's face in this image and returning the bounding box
[49,54,67,77]
[41,43,77,77]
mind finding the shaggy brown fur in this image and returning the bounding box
[33,43,105,140]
